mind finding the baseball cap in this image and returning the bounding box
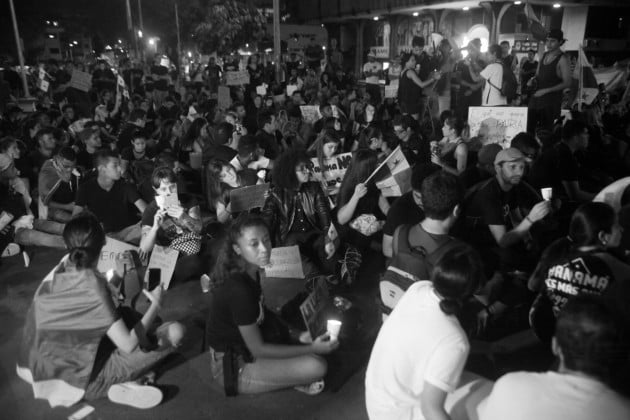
[367,51,376,58]
[478,143,503,166]
[494,147,526,165]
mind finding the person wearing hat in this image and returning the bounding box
[527,28,571,133]
[363,50,383,103]
[462,147,552,275]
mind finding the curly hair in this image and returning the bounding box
[271,149,311,195]
[209,214,270,290]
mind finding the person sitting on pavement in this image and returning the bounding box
[0,152,65,251]
[73,150,146,244]
[479,295,630,420]
[139,166,203,283]
[206,214,338,395]
[38,146,79,223]
[366,244,484,420]
[528,202,628,343]
[17,212,185,409]
[74,125,104,174]
[458,143,502,190]
[24,127,57,187]
[392,114,429,165]
[431,116,469,175]
[262,149,338,276]
[382,163,440,258]
[206,159,260,224]
[120,130,154,182]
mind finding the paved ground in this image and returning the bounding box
[0,246,554,420]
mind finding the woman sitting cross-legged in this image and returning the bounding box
[17,212,185,409]
[262,149,339,276]
[139,166,204,284]
[206,214,339,395]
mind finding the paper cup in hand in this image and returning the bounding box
[327,320,342,341]
[541,188,552,201]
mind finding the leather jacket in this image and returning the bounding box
[262,181,331,245]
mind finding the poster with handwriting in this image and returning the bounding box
[309,153,352,194]
[144,245,179,290]
[69,70,92,92]
[467,106,528,146]
[225,70,250,86]
[299,276,330,340]
[300,105,321,124]
[229,183,270,213]
[264,245,304,279]
[97,237,138,274]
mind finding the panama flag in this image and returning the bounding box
[366,146,412,198]
[573,47,599,107]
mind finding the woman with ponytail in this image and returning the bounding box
[528,202,628,342]
[366,244,483,420]
[17,212,185,409]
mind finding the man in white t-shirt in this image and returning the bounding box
[363,51,383,103]
[365,281,469,420]
[479,295,630,420]
[480,44,507,106]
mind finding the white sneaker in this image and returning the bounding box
[107,382,163,409]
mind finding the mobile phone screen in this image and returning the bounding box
[147,268,161,290]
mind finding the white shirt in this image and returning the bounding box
[365,281,469,420]
[480,62,507,106]
[479,371,630,420]
[363,61,382,84]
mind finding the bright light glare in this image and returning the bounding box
[412,12,419,17]
[553,3,561,8]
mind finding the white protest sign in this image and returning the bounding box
[155,193,179,210]
[97,237,138,274]
[264,245,304,279]
[38,79,49,92]
[467,106,528,147]
[225,70,250,86]
[309,153,352,194]
[300,105,321,124]
[229,183,270,213]
[256,84,267,96]
[69,70,92,92]
[145,244,179,290]
[218,86,231,110]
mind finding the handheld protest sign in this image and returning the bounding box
[229,183,270,213]
[264,245,304,279]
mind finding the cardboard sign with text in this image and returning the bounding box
[385,84,398,99]
[264,245,304,279]
[309,153,352,194]
[229,183,270,213]
[225,70,250,86]
[299,277,330,340]
[70,70,92,92]
[144,245,179,290]
[467,106,528,147]
[300,105,321,124]
[97,237,138,274]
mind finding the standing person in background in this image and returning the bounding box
[363,51,383,105]
[455,40,484,120]
[435,39,456,116]
[520,50,539,105]
[398,53,441,121]
[527,29,571,132]
[480,44,507,106]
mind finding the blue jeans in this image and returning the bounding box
[209,347,326,394]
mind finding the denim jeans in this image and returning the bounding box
[209,347,326,394]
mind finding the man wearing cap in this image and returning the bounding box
[527,29,571,133]
[463,147,551,273]
[363,51,383,104]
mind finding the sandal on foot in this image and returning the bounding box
[107,382,163,409]
[294,379,325,396]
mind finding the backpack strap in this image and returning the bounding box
[392,224,413,257]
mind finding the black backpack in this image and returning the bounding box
[487,63,518,102]
[379,224,459,318]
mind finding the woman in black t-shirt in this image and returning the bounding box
[528,202,628,342]
[206,215,338,395]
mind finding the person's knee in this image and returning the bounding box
[302,354,327,379]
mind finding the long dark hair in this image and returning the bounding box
[314,130,341,174]
[569,202,616,248]
[337,149,378,208]
[432,244,483,315]
[357,125,382,150]
[181,117,207,150]
[205,159,240,210]
[210,214,269,289]
[63,212,107,269]
[271,149,311,195]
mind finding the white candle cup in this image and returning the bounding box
[200,274,211,293]
[327,320,342,341]
[541,188,553,201]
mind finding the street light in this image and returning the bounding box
[138,30,143,38]
[73,40,78,45]
[148,38,155,46]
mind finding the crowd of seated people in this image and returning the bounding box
[3,41,629,415]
